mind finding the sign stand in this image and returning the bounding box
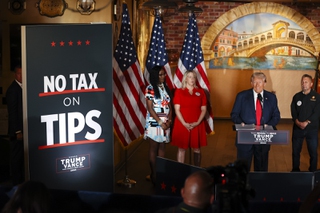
[117,148,136,188]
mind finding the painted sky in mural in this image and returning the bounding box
[209,13,317,70]
[229,13,301,33]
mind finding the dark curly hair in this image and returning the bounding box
[149,66,172,100]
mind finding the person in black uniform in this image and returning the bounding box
[156,170,214,213]
[291,74,320,172]
[6,65,25,185]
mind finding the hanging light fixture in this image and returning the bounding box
[179,0,203,16]
[141,0,177,9]
[141,0,178,16]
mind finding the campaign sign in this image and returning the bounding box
[237,130,289,145]
[22,24,113,192]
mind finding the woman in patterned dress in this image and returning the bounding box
[144,66,172,185]
[171,70,207,167]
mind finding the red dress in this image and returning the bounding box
[171,88,207,149]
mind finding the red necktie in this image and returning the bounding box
[256,94,262,126]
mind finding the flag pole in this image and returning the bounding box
[114,2,144,188]
[117,147,136,188]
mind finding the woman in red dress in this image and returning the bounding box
[171,70,207,167]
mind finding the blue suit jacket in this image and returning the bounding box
[231,89,280,128]
[231,89,280,151]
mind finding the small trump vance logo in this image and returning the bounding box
[251,131,276,144]
[56,154,90,173]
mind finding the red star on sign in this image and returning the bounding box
[171,185,177,193]
[60,41,65,46]
[77,40,82,46]
[161,182,166,190]
[68,41,73,46]
[51,41,56,47]
[85,40,90,45]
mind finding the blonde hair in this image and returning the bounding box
[181,70,198,89]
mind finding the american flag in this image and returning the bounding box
[173,13,214,134]
[144,14,174,90]
[113,3,147,147]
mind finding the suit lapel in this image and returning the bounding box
[247,90,255,113]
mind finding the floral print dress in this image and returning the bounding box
[144,84,171,143]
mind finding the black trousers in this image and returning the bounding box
[237,144,270,172]
[292,128,318,172]
[10,139,25,185]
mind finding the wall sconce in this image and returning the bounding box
[8,0,26,15]
[141,0,178,17]
[77,0,95,15]
[67,0,110,15]
[179,0,203,17]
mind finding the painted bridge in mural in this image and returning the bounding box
[228,28,315,57]
[229,37,315,57]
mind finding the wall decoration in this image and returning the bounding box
[8,0,26,14]
[209,13,317,70]
[36,0,67,17]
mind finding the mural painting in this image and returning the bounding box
[209,13,317,70]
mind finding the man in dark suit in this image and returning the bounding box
[230,72,280,172]
[6,65,24,185]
